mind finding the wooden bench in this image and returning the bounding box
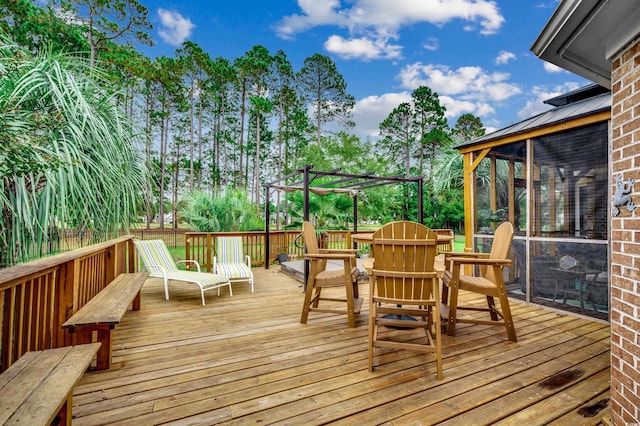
[0,343,101,425]
[62,272,148,370]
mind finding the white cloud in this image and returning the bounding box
[157,9,195,46]
[398,63,521,101]
[352,92,413,137]
[275,0,346,39]
[352,90,499,138]
[496,50,516,65]
[394,62,520,122]
[535,1,560,9]
[324,35,402,60]
[438,96,493,119]
[516,82,582,119]
[275,0,505,58]
[543,61,564,73]
[423,37,439,51]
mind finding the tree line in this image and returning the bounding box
[0,0,486,265]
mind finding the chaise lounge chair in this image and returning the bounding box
[133,239,232,306]
[214,236,254,293]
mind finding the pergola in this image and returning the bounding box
[263,164,423,265]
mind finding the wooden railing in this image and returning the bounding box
[0,236,133,372]
[185,230,352,271]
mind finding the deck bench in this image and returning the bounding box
[62,272,148,370]
[0,343,101,425]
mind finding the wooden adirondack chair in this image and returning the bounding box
[300,221,362,328]
[441,221,517,341]
[368,221,442,379]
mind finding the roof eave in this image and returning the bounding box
[531,0,640,90]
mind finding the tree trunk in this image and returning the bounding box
[254,113,261,207]
[158,113,168,229]
[238,79,246,189]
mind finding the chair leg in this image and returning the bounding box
[345,280,356,328]
[496,288,517,342]
[300,278,315,324]
[312,287,322,308]
[368,301,376,371]
[487,296,499,321]
[447,285,459,337]
[433,305,443,380]
[164,278,170,300]
[441,283,449,305]
[343,260,357,328]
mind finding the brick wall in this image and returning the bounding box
[610,38,640,425]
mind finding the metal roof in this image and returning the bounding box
[457,90,610,150]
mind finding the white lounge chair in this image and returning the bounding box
[214,236,254,293]
[133,239,232,306]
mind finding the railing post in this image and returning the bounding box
[207,234,213,272]
[128,238,136,273]
[185,234,191,269]
[105,243,116,286]
[1,289,13,370]
[56,258,78,347]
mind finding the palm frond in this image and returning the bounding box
[0,34,146,266]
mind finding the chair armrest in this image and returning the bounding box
[177,259,201,272]
[305,253,356,260]
[245,254,251,266]
[448,256,511,266]
[319,248,359,254]
[446,252,490,258]
[443,251,489,261]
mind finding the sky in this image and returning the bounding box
[137,0,590,138]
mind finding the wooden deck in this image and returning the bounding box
[72,265,611,425]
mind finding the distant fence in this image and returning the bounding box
[186,230,352,270]
[8,228,356,269]
[127,228,187,248]
[20,228,187,264]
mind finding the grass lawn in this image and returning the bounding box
[453,233,465,252]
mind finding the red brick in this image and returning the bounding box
[607,40,640,426]
[613,158,633,171]
[622,118,640,135]
[623,290,640,306]
[623,141,640,157]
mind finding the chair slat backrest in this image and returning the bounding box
[484,222,514,283]
[371,221,438,301]
[133,240,178,272]
[216,237,244,264]
[302,222,326,272]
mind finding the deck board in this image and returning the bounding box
[72,265,610,425]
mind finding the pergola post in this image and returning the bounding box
[418,177,423,224]
[303,164,311,222]
[264,186,271,270]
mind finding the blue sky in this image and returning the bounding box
[139,0,589,138]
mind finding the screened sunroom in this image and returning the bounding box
[457,84,611,321]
